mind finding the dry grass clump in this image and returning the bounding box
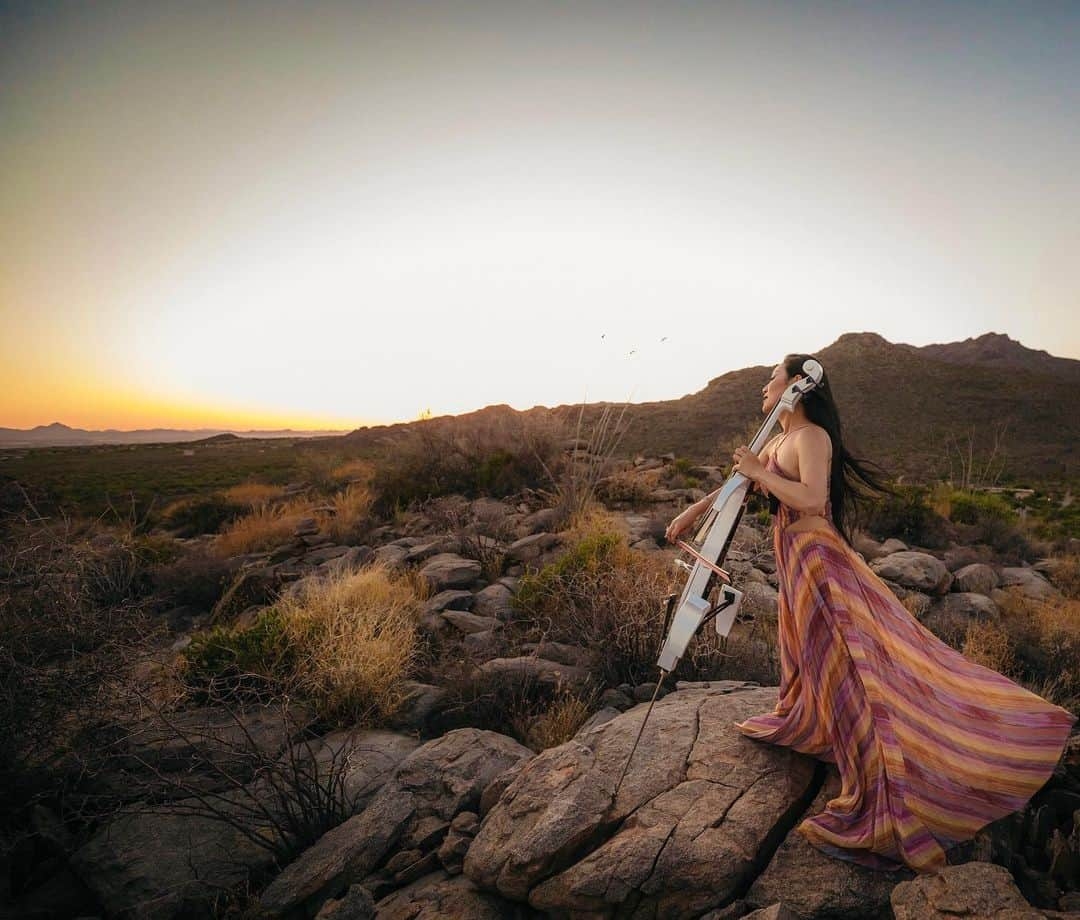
[213,496,315,558]
[976,590,1080,715]
[516,688,597,751]
[330,458,377,484]
[961,620,1016,675]
[221,482,286,507]
[322,483,375,544]
[273,562,427,724]
[1047,553,1080,600]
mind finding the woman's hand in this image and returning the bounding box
[664,507,700,545]
[732,445,765,481]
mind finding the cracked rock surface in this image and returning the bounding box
[464,685,821,919]
[744,766,913,918]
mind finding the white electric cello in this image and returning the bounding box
[610,358,825,798]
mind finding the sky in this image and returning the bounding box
[2,0,1078,431]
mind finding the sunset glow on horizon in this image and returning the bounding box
[3,1,1078,432]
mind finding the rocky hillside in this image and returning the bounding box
[50,457,1079,920]
[345,331,1080,484]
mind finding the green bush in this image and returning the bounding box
[181,608,295,702]
[861,484,951,548]
[949,490,1013,525]
[515,531,625,614]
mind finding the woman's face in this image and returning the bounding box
[761,363,797,415]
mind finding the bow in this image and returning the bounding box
[610,358,824,800]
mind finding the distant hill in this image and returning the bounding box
[0,422,350,449]
[344,331,1079,484]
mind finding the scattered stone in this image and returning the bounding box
[519,640,593,669]
[258,729,534,917]
[477,656,591,690]
[304,544,351,565]
[374,544,409,568]
[923,592,1001,639]
[463,629,510,660]
[599,688,634,710]
[519,507,561,535]
[472,583,514,619]
[315,884,375,919]
[891,860,1047,919]
[418,553,483,591]
[1000,566,1061,601]
[424,589,474,614]
[70,795,276,919]
[387,682,449,733]
[373,869,540,920]
[441,609,501,635]
[507,533,561,563]
[320,545,374,576]
[437,811,480,875]
[952,562,1000,595]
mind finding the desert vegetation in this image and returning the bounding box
[1,404,1077,918]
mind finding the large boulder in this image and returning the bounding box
[70,795,277,919]
[258,728,534,917]
[870,551,953,595]
[464,685,820,918]
[71,727,419,919]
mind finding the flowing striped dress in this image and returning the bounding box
[734,453,1077,874]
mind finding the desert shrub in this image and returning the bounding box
[371,413,562,516]
[990,591,1080,716]
[428,660,596,751]
[161,494,247,537]
[520,687,598,750]
[860,484,952,548]
[329,458,377,484]
[514,514,676,686]
[322,483,375,545]
[181,607,296,703]
[949,490,1013,525]
[150,545,234,609]
[181,562,425,726]
[214,497,316,558]
[0,511,162,857]
[596,469,656,505]
[221,482,286,507]
[968,513,1036,564]
[421,493,518,582]
[961,620,1016,676]
[1048,554,1080,600]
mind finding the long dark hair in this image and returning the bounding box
[779,353,895,546]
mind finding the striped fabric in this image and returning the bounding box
[734,454,1078,874]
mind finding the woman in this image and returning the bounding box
[664,353,1077,875]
